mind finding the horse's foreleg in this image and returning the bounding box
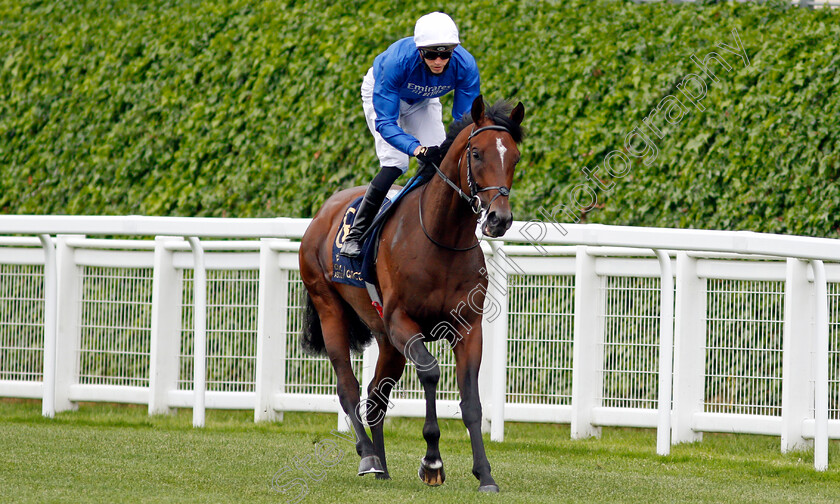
[386,309,445,486]
[365,338,406,480]
[453,328,499,492]
[319,312,382,476]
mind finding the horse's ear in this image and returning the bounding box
[471,95,485,124]
[510,102,525,126]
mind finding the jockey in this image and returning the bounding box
[339,11,481,257]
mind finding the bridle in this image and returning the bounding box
[419,124,514,251]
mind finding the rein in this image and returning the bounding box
[419,124,513,252]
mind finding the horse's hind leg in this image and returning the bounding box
[365,338,406,480]
[314,294,383,475]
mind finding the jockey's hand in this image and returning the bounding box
[415,145,443,166]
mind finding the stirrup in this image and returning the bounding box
[340,237,362,258]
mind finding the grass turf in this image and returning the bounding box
[2,399,840,503]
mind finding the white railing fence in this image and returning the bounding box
[0,216,838,470]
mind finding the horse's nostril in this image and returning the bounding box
[487,212,499,225]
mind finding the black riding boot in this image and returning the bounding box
[339,185,388,258]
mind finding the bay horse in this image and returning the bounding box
[298,96,524,492]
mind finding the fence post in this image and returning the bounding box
[149,237,184,415]
[334,338,373,433]
[337,403,352,433]
[780,258,814,453]
[479,310,493,435]
[39,235,57,418]
[488,241,509,441]
[811,260,829,471]
[255,239,286,423]
[571,246,603,439]
[654,250,675,456]
[54,235,83,413]
[187,237,207,428]
[672,252,705,444]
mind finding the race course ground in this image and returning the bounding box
[2,399,840,503]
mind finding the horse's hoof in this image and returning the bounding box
[478,484,500,493]
[418,458,445,486]
[375,472,391,480]
[358,455,384,476]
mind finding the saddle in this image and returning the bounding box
[330,172,430,316]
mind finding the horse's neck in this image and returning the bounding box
[421,158,479,250]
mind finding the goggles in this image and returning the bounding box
[420,48,453,61]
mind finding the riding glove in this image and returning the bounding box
[415,145,444,166]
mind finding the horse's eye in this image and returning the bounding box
[472,149,480,160]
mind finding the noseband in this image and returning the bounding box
[419,124,514,251]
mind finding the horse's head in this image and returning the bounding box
[461,96,525,238]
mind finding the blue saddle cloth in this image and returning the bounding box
[331,174,427,287]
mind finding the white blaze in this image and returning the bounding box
[496,138,507,166]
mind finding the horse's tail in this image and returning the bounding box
[300,293,374,356]
[301,293,326,356]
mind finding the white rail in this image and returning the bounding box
[0,215,838,470]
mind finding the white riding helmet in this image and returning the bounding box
[413,12,460,48]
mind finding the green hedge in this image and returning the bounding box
[1,0,838,236]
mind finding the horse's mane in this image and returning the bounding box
[441,99,525,154]
[416,99,524,181]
